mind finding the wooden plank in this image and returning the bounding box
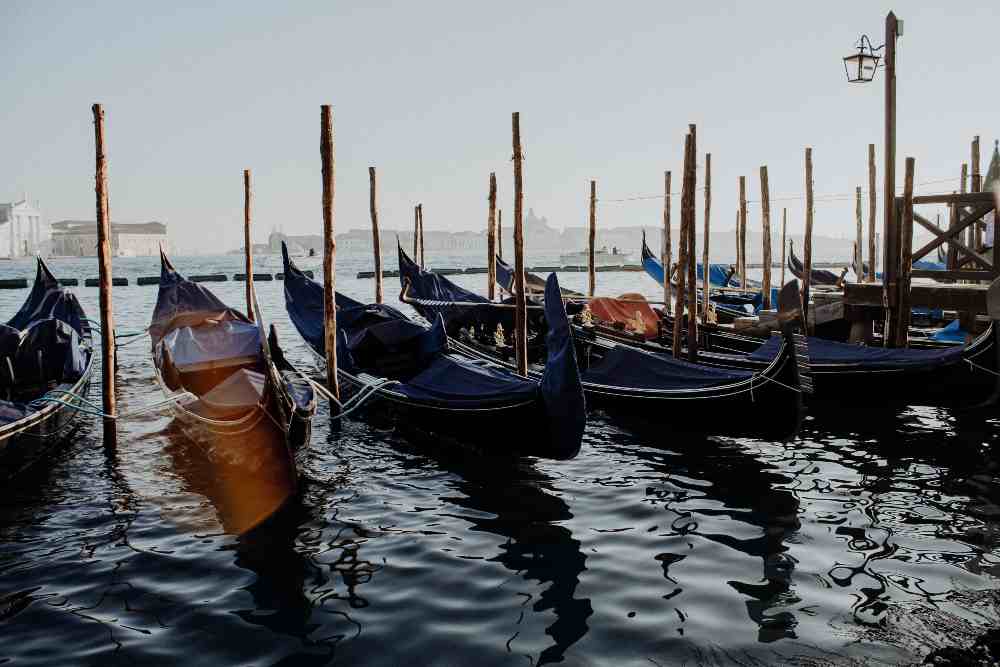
[912,208,993,268]
[911,269,994,281]
[845,281,989,311]
[913,191,994,205]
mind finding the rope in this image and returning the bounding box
[28,388,198,420]
[966,359,1000,377]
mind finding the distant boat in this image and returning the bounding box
[559,246,631,266]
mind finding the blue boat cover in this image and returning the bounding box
[539,272,586,456]
[747,334,965,368]
[395,355,538,405]
[929,320,966,344]
[640,234,754,288]
[161,319,262,370]
[583,343,753,390]
[7,259,85,336]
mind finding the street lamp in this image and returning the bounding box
[843,35,882,83]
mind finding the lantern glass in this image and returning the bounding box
[843,50,880,83]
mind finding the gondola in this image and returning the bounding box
[282,242,585,459]
[150,251,315,532]
[400,246,809,438]
[0,259,94,479]
[787,240,844,286]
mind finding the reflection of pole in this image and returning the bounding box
[882,11,899,346]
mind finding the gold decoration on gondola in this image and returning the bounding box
[494,322,506,347]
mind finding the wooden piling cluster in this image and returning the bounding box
[92,104,116,447]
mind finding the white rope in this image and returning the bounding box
[966,359,1000,377]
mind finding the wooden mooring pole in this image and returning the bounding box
[759,165,772,309]
[588,180,597,297]
[780,208,787,288]
[868,144,877,281]
[672,133,692,359]
[973,136,983,251]
[413,205,420,260]
[895,158,915,347]
[92,104,116,447]
[738,176,748,292]
[512,112,528,376]
[684,125,698,362]
[662,171,671,314]
[882,11,899,345]
[803,147,815,333]
[855,185,863,280]
[320,105,339,400]
[487,172,497,300]
[369,167,383,303]
[702,155,711,323]
[418,204,425,268]
[497,209,503,260]
[243,169,255,320]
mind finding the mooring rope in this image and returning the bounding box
[966,359,1000,377]
[29,388,197,420]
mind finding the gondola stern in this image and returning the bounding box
[539,273,586,459]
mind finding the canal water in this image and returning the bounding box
[1,250,998,666]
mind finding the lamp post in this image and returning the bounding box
[845,11,902,345]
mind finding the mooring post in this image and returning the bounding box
[803,147,815,334]
[92,104,116,447]
[588,179,597,297]
[672,133,692,359]
[487,172,497,300]
[497,208,503,261]
[369,167,383,304]
[973,136,983,251]
[413,205,419,260]
[662,171,672,314]
[684,125,698,362]
[702,154,711,323]
[418,204,425,268]
[512,112,528,376]
[320,105,340,400]
[868,144,877,281]
[780,208,787,289]
[895,157,915,347]
[855,185,863,280]
[738,176,748,292]
[734,210,740,286]
[243,169,255,320]
[759,165,772,310]
[882,11,899,341]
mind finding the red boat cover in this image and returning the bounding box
[589,294,660,339]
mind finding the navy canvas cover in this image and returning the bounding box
[395,355,538,405]
[494,256,583,297]
[539,273,586,457]
[7,260,85,336]
[747,334,965,368]
[583,344,754,390]
[0,325,21,385]
[13,318,85,389]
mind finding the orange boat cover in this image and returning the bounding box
[588,293,660,339]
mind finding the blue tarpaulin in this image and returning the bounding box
[583,343,754,390]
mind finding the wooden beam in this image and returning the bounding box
[895,157,915,347]
[912,206,994,268]
[845,281,990,311]
[883,11,898,331]
[702,154,712,323]
[685,124,698,362]
[588,179,596,297]
[487,172,497,301]
[759,165,772,309]
[320,105,339,400]
[913,191,994,205]
[92,103,117,447]
[672,133,692,359]
[867,143,877,281]
[243,169,255,320]
[512,112,528,375]
[855,185,862,280]
[738,175,747,292]
[780,208,787,288]
[803,147,814,333]
[369,166,382,304]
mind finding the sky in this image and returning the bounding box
[2,1,996,254]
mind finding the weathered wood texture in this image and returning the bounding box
[512,112,528,375]
[320,105,339,399]
[802,147,814,332]
[243,169,255,320]
[588,180,597,297]
[738,176,748,292]
[855,185,862,281]
[759,165,772,309]
[685,125,698,362]
[672,133,692,359]
[369,167,382,303]
[487,172,497,300]
[895,157,915,346]
[662,171,671,313]
[702,154,711,323]
[882,11,898,340]
[868,144,877,281]
[92,104,116,446]
[780,208,787,288]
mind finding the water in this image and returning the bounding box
[1,251,999,666]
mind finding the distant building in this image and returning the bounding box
[50,220,169,257]
[0,198,43,257]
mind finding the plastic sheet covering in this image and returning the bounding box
[747,334,965,368]
[539,273,586,458]
[192,368,264,419]
[7,260,85,336]
[160,319,262,371]
[12,319,85,390]
[395,355,538,405]
[929,320,966,344]
[583,344,754,390]
[589,295,661,339]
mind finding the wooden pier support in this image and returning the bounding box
[497,209,503,260]
[487,172,497,300]
[684,125,698,362]
[895,157,916,347]
[780,208,787,289]
[672,133,692,359]
[588,180,597,297]
[702,155,711,323]
[759,165,772,310]
[92,104,116,447]
[512,112,528,376]
[855,185,863,280]
[417,204,425,268]
[738,176,748,292]
[320,105,339,400]
[662,171,672,314]
[413,205,420,262]
[973,136,983,250]
[868,144,877,281]
[802,147,815,333]
[369,167,383,303]
[243,169,255,320]
[882,11,899,345]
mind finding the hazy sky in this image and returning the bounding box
[2,1,996,254]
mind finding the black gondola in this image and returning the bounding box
[282,242,585,460]
[150,251,316,532]
[787,240,843,286]
[399,247,809,439]
[0,259,95,479]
